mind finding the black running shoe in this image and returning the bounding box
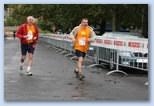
[74,69,79,78]
[79,74,85,81]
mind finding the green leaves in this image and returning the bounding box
[5,4,148,37]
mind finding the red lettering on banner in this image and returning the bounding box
[95,39,103,44]
[128,42,140,48]
[68,37,71,40]
[104,39,112,45]
[114,40,124,46]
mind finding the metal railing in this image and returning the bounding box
[40,34,148,76]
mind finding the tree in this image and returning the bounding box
[5,4,148,37]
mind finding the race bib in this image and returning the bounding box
[79,37,86,46]
[27,31,33,40]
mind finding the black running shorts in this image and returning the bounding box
[21,43,35,55]
[75,50,86,58]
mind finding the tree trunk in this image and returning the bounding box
[100,20,106,35]
[142,5,148,38]
[112,11,116,32]
[112,8,119,32]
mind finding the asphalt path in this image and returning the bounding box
[4,38,149,101]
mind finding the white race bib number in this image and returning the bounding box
[27,31,33,40]
[79,38,86,46]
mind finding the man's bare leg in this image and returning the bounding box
[77,57,85,80]
[26,53,33,76]
[20,55,26,70]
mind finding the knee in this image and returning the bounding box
[28,55,33,60]
[29,56,33,60]
[21,58,24,63]
[78,57,83,63]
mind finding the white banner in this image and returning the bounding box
[41,34,148,53]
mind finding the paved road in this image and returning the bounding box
[4,38,149,101]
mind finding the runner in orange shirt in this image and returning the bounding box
[70,18,96,80]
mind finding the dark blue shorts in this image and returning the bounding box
[21,44,35,55]
[75,50,86,58]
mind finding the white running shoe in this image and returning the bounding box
[26,71,32,76]
[145,82,149,86]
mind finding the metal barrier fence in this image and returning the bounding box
[40,34,148,76]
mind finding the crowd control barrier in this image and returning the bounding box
[40,33,148,76]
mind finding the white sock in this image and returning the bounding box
[27,66,31,72]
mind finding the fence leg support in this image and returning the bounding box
[106,50,128,76]
[59,50,67,55]
[70,56,78,60]
[55,48,63,53]
[52,46,58,50]
[87,63,106,68]
[106,70,128,76]
[65,52,73,57]
[87,64,100,68]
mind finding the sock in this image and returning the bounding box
[75,68,78,71]
[27,66,31,72]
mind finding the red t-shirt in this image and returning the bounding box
[16,23,39,44]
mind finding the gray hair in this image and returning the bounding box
[27,16,35,22]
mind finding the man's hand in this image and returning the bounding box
[69,35,75,43]
[27,34,33,40]
[87,38,94,43]
[33,36,37,40]
[23,35,28,39]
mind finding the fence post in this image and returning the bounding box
[106,50,128,76]
[87,46,106,68]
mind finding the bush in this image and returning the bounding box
[4,17,18,26]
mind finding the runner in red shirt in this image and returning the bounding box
[16,16,39,76]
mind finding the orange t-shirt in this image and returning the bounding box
[74,27,91,53]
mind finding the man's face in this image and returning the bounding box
[81,19,88,27]
[27,17,34,25]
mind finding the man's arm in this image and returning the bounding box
[88,27,96,42]
[16,24,27,39]
[69,26,79,42]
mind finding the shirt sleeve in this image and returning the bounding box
[70,26,79,37]
[16,25,25,39]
